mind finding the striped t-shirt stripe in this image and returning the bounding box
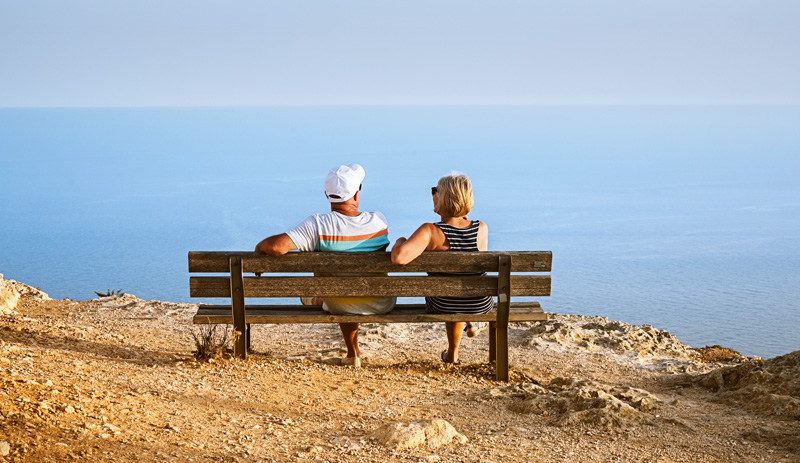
[318,235,389,252]
[319,229,388,242]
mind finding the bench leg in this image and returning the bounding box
[230,256,247,359]
[246,323,251,352]
[489,321,497,363]
[232,316,247,359]
[496,321,509,382]
[496,254,511,382]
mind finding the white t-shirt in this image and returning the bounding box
[286,211,390,252]
[285,211,395,315]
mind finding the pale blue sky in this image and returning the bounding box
[1,0,798,107]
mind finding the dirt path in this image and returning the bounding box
[1,290,798,462]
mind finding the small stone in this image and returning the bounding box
[103,424,122,433]
[0,441,10,456]
[306,446,324,455]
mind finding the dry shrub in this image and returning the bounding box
[191,324,232,361]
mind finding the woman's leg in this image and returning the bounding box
[443,321,466,363]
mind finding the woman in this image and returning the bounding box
[391,172,492,364]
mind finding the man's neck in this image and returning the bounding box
[330,203,361,217]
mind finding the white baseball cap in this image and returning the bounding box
[324,164,365,203]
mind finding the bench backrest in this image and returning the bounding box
[188,251,551,299]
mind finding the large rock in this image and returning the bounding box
[521,315,754,374]
[490,378,661,429]
[7,278,50,301]
[370,419,468,450]
[695,350,800,419]
[523,315,696,359]
[0,274,21,316]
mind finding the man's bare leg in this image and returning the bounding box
[339,322,360,358]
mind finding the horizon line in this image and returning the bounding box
[2,102,800,110]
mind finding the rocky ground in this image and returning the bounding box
[1,277,799,462]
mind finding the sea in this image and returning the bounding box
[1,106,798,359]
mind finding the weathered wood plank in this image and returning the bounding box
[188,251,552,273]
[197,301,542,313]
[190,275,551,298]
[192,275,495,297]
[509,275,552,297]
[193,302,546,324]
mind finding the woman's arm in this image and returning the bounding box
[391,223,442,264]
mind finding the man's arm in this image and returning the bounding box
[255,233,297,256]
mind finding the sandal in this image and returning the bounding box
[340,356,361,368]
[465,322,488,338]
[441,350,460,365]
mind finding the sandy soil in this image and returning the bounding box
[1,284,798,463]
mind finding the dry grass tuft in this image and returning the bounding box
[191,324,232,361]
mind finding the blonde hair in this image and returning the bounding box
[436,172,474,218]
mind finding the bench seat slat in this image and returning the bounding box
[189,251,552,273]
[193,302,546,324]
[190,275,551,298]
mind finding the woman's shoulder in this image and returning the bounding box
[418,222,446,242]
[475,220,489,235]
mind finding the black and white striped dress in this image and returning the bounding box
[425,221,494,315]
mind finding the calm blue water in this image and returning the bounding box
[1,106,799,358]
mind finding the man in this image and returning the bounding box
[255,164,395,367]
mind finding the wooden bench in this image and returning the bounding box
[188,251,552,381]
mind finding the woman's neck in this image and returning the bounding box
[439,215,470,226]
